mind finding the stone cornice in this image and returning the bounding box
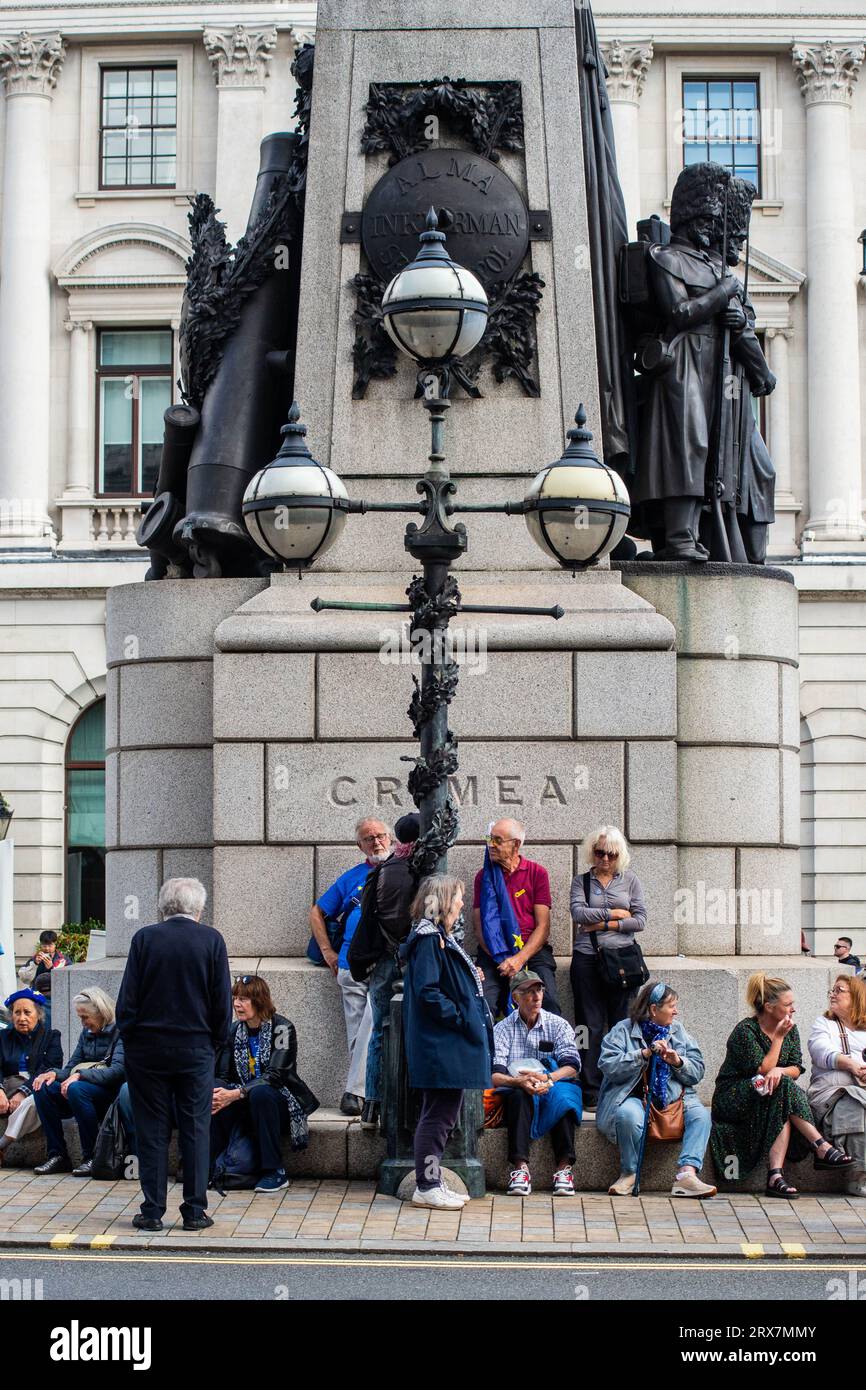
[792,39,865,106]
[0,29,64,97]
[600,39,653,103]
[203,23,277,88]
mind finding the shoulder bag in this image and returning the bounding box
[583,872,650,993]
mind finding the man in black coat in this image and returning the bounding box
[116,877,232,1232]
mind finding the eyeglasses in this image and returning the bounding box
[829,986,850,995]
[360,833,390,844]
[833,944,849,951]
[234,975,260,985]
[487,835,517,847]
[594,848,618,859]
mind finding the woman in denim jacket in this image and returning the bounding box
[597,980,716,1199]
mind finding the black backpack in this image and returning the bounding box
[346,864,387,983]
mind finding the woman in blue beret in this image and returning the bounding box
[0,989,62,1165]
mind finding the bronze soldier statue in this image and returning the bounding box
[630,162,743,561]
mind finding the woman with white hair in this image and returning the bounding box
[32,986,125,1176]
[569,826,648,1108]
[401,874,493,1210]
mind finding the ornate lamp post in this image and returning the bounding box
[242,212,630,1195]
[859,228,866,277]
[0,794,12,842]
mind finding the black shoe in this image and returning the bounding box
[34,1154,72,1176]
[359,1098,380,1130]
[72,1159,93,1177]
[182,1214,214,1232]
[581,1091,598,1110]
[132,1213,164,1232]
[339,1091,363,1116]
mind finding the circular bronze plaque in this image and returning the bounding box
[361,147,530,288]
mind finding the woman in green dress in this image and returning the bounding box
[711,972,854,1198]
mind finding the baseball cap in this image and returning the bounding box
[510,969,544,995]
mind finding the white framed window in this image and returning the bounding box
[77,43,194,203]
[664,54,781,212]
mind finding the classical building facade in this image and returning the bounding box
[0,1,863,957]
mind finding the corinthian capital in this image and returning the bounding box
[203,25,277,88]
[600,39,654,104]
[792,40,864,107]
[0,30,65,98]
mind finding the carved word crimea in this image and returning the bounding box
[327,771,589,808]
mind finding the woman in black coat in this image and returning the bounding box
[210,975,319,1193]
[401,874,493,1211]
[0,989,63,1165]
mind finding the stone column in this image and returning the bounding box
[793,41,866,545]
[203,25,277,245]
[63,321,94,497]
[764,328,800,555]
[0,31,65,547]
[599,39,653,238]
[56,320,95,550]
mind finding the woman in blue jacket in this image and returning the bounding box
[401,875,493,1211]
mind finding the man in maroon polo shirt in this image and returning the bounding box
[472,817,561,1018]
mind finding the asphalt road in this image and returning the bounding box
[1,1250,864,1302]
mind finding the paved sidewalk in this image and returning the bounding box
[1,1168,865,1257]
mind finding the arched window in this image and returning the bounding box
[65,700,106,924]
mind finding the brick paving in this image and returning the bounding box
[0,1167,864,1255]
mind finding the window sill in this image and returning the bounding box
[77,189,195,207]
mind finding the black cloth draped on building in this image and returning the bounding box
[574,2,636,481]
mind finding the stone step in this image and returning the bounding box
[1,1109,852,1195]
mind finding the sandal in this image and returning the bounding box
[812,1139,854,1170]
[765,1168,798,1199]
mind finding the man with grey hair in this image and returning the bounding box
[473,817,560,1018]
[309,817,392,1115]
[116,877,231,1233]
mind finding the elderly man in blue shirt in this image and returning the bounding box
[309,817,392,1116]
[491,969,583,1197]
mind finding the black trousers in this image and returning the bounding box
[476,942,560,1020]
[125,1044,215,1222]
[414,1088,464,1190]
[504,1088,576,1168]
[569,953,632,1096]
[210,1085,292,1175]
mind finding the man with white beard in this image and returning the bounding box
[309,817,392,1115]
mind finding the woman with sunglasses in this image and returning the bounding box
[569,826,647,1108]
[808,975,866,1197]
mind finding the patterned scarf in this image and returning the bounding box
[232,1018,309,1152]
[640,1020,672,1106]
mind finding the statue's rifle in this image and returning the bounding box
[733,224,752,515]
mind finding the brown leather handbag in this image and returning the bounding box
[643,1072,685,1142]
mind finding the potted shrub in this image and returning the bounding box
[0,792,12,841]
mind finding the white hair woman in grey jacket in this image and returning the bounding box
[569,826,647,1107]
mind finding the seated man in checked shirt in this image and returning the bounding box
[490,969,583,1197]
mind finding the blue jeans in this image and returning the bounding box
[614,1091,712,1175]
[118,1082,137,1154]
[364,955,399,1103]
[34,1078,114,1161]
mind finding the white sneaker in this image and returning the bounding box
[552,1165,575,1197]
[507,1165,532,1196]
[411,1185,465,1210]
[443,1184,471,1205]
[846,1173,866,1198]
[671,1172,717,1199]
